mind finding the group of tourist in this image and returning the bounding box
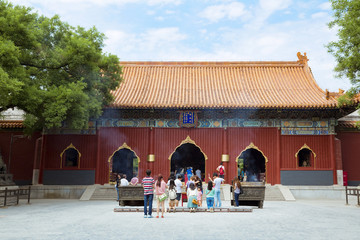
[115,173,139,201]
[140,162,235,218]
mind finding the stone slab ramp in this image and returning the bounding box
[265,185,286,201]
[88,185,117,201]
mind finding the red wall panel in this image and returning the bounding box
[97,127,149,184]
[98,127,281,184]
[42,134,97,169]
[336,132,360,182]
[0,131,40,183]
[227,128,279,184]
[151,128,223,182]
[280,135,333,169]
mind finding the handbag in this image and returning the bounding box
[239,186,244,194]
[192,198,198,205]
[159,193,167,202]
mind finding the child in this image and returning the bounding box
[206,181,215,212]
[186,176,195,189]
[196,186,203,207]
[168,179,177,212]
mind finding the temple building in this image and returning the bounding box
[1,52,359,186]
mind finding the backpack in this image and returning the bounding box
[169,189,176,200]
[219,166,224,175]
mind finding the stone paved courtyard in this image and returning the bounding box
[1,199,359,240]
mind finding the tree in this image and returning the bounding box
[0,1,122,133]
[327,0,360,105]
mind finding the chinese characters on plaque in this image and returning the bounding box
[179,111,198,128]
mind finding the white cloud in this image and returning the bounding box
[319,2,331,10]
[147,0,182,6]
[199,2,247,23]
[13,0,182,6]
[104,27,188,57]
[11,0,182,14]
[165,10,175,15]
[250,0,293,29]
[259,0,292,13]
[141,28,187,50]
[298,12,306,19]
[104,30,138,54]
[155,16,165,21]
[10,0,351,91]
[311,12,328,19]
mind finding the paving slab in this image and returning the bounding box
[0,199,359,240]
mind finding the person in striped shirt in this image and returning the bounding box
[142,169,155,218]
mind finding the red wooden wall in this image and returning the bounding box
[97,127,280,184]
[97,127,149,184]
[36,127,338,185]
[336,132,360,183]
[42,134,97,169]
[227,128,279,184]
[151,128,223,182]
[0,131,40,184]
[280,135,334,169]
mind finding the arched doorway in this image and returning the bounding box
[169,136,207,181]
[237,143,267,182]
[108,143,139,182]
[296,144,316,168]
[60,143,81,168]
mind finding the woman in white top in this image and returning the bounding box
[187,182,198,212]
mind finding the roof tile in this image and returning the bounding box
[111,59,340,109]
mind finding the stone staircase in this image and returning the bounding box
[89,185,117,201]
[83,184,294,201]
[265,185,286,201]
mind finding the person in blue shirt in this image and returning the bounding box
[186,167,193,181]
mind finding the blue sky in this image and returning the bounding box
[11,0,351,91]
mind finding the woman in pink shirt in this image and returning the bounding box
[155,174,167,218]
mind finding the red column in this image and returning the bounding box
[276,128,281,185]
[222,128,229,182]
[38,134,46,184]
[330,135,337,185]
[147,127,155,173]
[95,129,101,184]
[32,136,42,185]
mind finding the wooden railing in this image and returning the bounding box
[345,186,360,206]
[0,186,31,207]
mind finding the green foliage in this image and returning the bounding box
[337,87,357,106]
[0,1,122,132]
[327,0,360,91]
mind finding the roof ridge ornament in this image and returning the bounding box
[325,88,345,100]
[297,52,309,65]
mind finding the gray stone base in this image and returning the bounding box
[281,170,333,185]
[289,185,346,200]
[114,206,253,213]
[348,181,360,186]
[30,185,87,199]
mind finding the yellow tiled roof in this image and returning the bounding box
[111,54,341,109]
[0,120,24,128]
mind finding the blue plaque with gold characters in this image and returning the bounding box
[179,111,198,128]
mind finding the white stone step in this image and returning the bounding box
[80,185,97,201]
[278,185,296,201]
[265,185,285,201]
